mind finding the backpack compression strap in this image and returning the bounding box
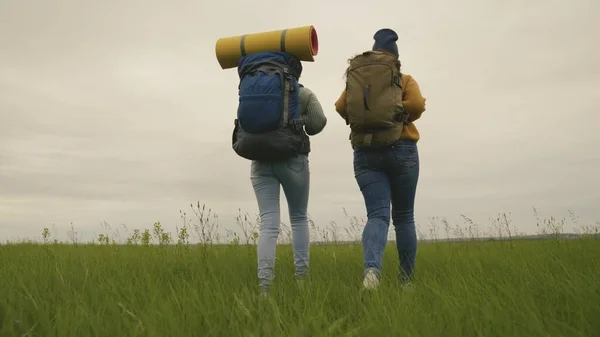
[281,70,304,132]
[281,68,291,127]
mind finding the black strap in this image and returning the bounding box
[280,29,288,52]
[240,35,247,57]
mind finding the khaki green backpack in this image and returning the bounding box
[344,51,408,133]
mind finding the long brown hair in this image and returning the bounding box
[343,53,361,81]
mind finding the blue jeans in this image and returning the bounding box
[250,154,310,290]
[353,139,420,282]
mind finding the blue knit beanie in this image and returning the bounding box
[372,28,399,57]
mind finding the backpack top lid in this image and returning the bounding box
[350,50,399,65]
[237,51,303,79]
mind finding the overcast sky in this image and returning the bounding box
[1,0,599,243]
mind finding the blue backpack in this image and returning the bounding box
[232,51,307,161]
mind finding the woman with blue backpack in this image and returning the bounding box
[232,51,327,296]
[334,28,427,290]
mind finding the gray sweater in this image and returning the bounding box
[298,86,327,135]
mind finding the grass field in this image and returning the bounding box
[1,232,600,337]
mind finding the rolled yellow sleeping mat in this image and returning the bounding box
[215,25,319,69]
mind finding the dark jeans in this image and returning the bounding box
[353,139,420,282]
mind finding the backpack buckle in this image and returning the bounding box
[394,108,409,124]
[395,112,409,124]
[283,67,294,80]
[290,119,304,132]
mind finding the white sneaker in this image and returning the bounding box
[362,270,380,290]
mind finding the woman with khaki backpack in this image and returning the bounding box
[334,28,426,290]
